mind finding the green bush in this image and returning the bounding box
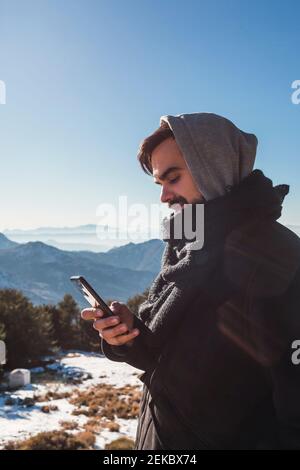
[0,289,55,368]
[0,285,151,369]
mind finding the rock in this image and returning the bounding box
[9,369,31,389]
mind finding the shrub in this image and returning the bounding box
[0,289,55,368]
[4,430,95,450]
[70,383,141,420]
[105,437,135,450]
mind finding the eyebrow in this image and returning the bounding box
[153,166,182,184]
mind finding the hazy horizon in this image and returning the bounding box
[1,222,300,255]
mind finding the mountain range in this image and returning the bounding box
[0,233,164,306]
[3,224,155,252]
[1,222,299,307]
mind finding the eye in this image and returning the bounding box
[169,176,179,184]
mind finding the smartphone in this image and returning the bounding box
[70,275,114,318]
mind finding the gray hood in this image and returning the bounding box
[160,112,258,201]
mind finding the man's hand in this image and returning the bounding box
[81,301,140,347]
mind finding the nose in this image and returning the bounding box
[160,185,174,204]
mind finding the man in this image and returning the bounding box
[82,113,300,449]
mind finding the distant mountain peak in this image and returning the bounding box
[0,233,18,250]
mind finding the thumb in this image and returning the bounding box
[110,301,122,313]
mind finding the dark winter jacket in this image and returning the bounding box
[101,170,300,450]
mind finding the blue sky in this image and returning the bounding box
[0,0,299,230]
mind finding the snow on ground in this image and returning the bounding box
[60,352,142,387]
[0,351,144,449]
[94,418,139,450]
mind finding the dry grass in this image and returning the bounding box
[34,390,71,402]
[3,382,141,450]
[102,421,120,432]
[83,417,121,434]
[4,430,96,450]
[83,418,102,433]
[70,383,141,420]
[59,420,79,431]
[40,404,59,413]
[105,437,135,450]
[85,418,100,427]
[72,408,90,417]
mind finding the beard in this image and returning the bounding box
[169,195,204,213]
[163,196,205,246]
[169,196,187,210]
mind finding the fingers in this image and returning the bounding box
[81,307,104,321]
[81,301,124,321]
[109,301,125,314]
[82,301,139,346]
[105,328,140,346]
[93,317,140,345]
[95,321,127,340]
[92,316,120,332]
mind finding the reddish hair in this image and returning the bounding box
[137,121,174,175]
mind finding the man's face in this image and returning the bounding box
[151,137,204,211]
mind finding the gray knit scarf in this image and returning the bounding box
[136,170,289,353]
